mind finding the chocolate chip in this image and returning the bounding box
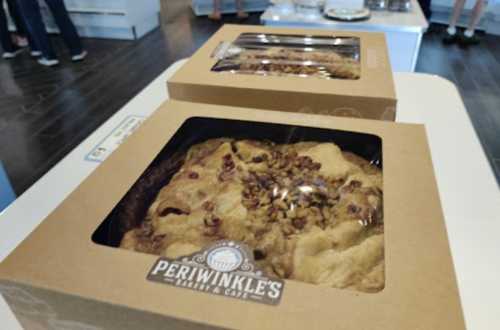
[347,204,360,214]
[188,171,199,179]
[253,249,266,260]
[230,142,238,153]
[252,156,264,163]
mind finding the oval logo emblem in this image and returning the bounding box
[206,246,243,272]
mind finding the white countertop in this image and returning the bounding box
[1,60,499,330]
[262,0,429,33]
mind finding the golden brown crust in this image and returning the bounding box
[120,139,384,292]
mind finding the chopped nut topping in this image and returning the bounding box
[292,218,307,229]
[239,147,346,236]
[120,138,383,293]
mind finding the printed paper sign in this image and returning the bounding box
[147,241,284,305]
[86,115,145,163]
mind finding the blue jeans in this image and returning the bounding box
[4,0,39,50]
[418,0,432,19]
[0,0,16,52]
[16,0,82,59]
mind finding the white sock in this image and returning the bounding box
[464,29,475,38]
[447,26,457,36]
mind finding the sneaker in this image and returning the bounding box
[442,31,459,45]
[30,50,42,57]
[71,50,87,62]
[2,47,25,59]
[458,34,480,47]
[37,57,60,67]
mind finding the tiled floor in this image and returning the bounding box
[0,8,499,198]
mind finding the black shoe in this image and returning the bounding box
[442,31,459,45]
[458,34,480,47]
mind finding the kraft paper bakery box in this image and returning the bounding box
[168,25,397,121]
[0,100,464,330]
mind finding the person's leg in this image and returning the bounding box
[15,0,57,59]
[443,0,465,44]
[209,0,222,20]
[6,0,28,47]
[6,0,25,36]
[6,0,36,49]
[457,0,486,45]
[236,0,248,19]
[0,2,17,53]
[44,0,83,56]
[465,0,486,36]
[448,0,466,33]
[418,0,432,19]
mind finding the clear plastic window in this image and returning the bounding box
[93,117,384,293]
[211,33,361,80]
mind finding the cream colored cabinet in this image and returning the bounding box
[7,0,160,40]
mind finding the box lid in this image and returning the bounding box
[0,100,463,330]
[169,25,396,101]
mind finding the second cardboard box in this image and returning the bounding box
[168,24,397,121]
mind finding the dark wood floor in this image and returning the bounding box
[0,10,499,197]
[416,25,500,184]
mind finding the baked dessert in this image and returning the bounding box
[215,47,361,80]
[120,139,384,293]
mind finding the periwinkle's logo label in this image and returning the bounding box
[147,241,284,305]
[206,246,243,272]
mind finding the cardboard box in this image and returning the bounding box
[0,100,464,330]
[168,25,397,121]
